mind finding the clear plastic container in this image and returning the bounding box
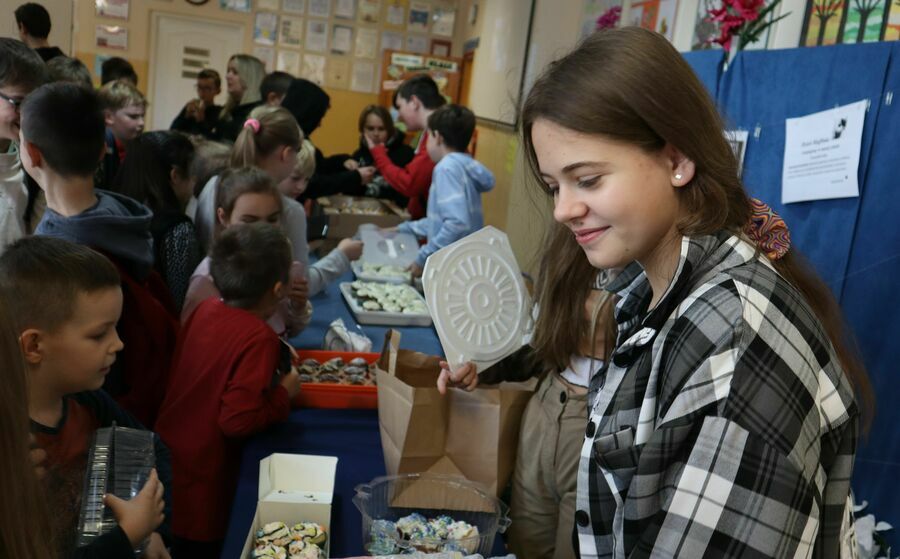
[352,473,510,555]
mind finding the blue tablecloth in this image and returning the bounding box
[223,269,509,557]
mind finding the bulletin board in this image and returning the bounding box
[378,49,462,107]
[243,0,461,94]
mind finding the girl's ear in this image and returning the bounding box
[216,206,228,226]
[664,143,696,188]
[281,145,294,163]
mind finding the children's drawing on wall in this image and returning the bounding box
[801,0,895,45]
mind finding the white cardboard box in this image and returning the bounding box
[241,453,338,557]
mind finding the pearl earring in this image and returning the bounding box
[674,174,683,180]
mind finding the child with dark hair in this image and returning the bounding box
[398,104,494,277]
[21,82,178,429]
[156,222,301,558]
[260,70,294,106]
[337,104,414,203]
[184,166,312,336]
[100,56,137,86]
[14,2,64,61]
[365,74,447,219]
[0,37,47,248]
[47,56,93,89]
[171,68,223,139]
[0,235,172,558]
[112,130,202,310]
[97,80,147,190]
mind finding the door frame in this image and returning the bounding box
[146,10,246,129]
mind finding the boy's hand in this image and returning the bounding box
[337,238,364,261]
[29,434,47,480]
[358,166,376,185]
[105,469,165,548]
[437,361,479,394]
[408,262,423,279]
[289,277,309,310]
[343,159,360,171]
[141,533,170,558]
[280,368,302,398]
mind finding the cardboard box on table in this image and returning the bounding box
[374,330,535,498]
[318,195,409,240]
[241,453,337,556]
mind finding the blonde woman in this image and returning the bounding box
[213,54,265,142]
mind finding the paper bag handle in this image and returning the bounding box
[379,329,402,376]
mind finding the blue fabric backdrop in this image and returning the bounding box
[713,43,898,527]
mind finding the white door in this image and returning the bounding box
[0,0,73,54]
[148,13,245,131]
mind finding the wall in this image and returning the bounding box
[69,0,467,156]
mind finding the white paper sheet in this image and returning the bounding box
[351,61,375,92]
[782,99,866,204]
[305,19,328,52]
[279,16,303,46]
[302,53,326,85]
[355,27,378,58]
[283,0,305,13]
[277,50,302,75]
[331,24,353,54]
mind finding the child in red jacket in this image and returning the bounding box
[366,75,446,219]
[155,221,302,558]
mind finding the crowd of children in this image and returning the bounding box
[1,11,866,559]
[0,28,494,559]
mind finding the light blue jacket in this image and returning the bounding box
[398,152,495,266]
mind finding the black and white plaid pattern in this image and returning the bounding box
[576,232,859,559]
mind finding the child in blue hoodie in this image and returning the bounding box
[20,83,178,428]
[398,104,495,277]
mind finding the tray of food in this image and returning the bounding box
[339,281,432,327]
[351,261,412,284]
[291,350,378,409]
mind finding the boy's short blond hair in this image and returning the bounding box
[294,139,316,178]
[98,79,147,111]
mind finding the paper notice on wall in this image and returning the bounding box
[280,15,304,47]
[355,27,378,58]
[254,12,279,45]
[277,50,301,75]
[359,0,380,23]
[283,0,305,13]
[326,57,350,89]
[387,4,405,26]
[308,0,331,17]
[381,31,404,53]
[96,25,128,50]
[351,61,375,92]
[302,53,326,85]
[306,19,328,52]
[331,24,353,54]
[782,100,866,204]
[253,46,275,70]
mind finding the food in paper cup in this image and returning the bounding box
[252,522,327,559]
[367,514,480,554]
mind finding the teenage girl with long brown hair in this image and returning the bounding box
[0,295,54,558]
[518,27,871,558]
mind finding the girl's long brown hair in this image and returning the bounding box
[530,221,617,373]
[521,27,873,426]
[0,297,53,558]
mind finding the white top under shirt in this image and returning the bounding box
[560,354,604,388]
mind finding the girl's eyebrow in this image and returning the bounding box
[541,161,610,178]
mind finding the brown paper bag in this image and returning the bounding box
[376,330,536,497]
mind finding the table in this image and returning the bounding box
[222,269,506,556]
